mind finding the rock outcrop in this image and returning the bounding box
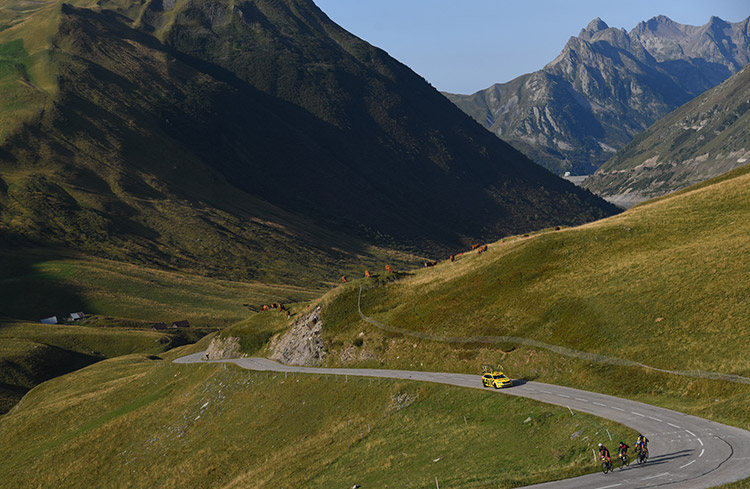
[204,336,244,360]
[269,306,326,366]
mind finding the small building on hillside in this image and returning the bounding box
[40,316,58,325]
[170,320,190,329]
[151,322,168,331]
[68,312,86,322]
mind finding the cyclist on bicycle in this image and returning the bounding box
[618,441,629,459]
[599,443,611,463]
[635,434,649,454]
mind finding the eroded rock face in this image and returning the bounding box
[269,306,326,366]
[445,15,750,176]
[205,336,244,360]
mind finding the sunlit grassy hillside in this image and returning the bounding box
[0,320,172,413]
[292,165,750,429]
[0,248,320,413]
[0,340,634,489]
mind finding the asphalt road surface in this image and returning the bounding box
[175,352,750,489]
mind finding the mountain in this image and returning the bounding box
[445,15,750,176]
[0,0,617,285]
[582,64,750,207]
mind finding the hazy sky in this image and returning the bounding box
[314,0,750,94]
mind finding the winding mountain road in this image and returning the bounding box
[175,352,750,489]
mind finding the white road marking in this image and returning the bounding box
[698,438,704,446]
[596,484,622,489]
[539,390,552,394]
[648,416,663,422]
[685,430,695,436]
[576,397,589,402]
[668,423,681,428]
[680,460,696,469]
[642,472,670,480]
[558,394,571,398]
[632,411,646,417]
[700,449,705,457]
[612,407,625,411]
[593,402,607,406]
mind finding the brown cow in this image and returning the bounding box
[364,270,371,278]
[471,243,480,250]
[341,275,348,283]
[450,255,455,262]
[262,305,269,311]
[286,310,291,319]
[385,265,393,273]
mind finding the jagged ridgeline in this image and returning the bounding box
[446,16,750,175]
[0,0,616,284]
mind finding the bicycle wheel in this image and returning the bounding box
[620,454,629,469]
[601,461,610,474]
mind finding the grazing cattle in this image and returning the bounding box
[450,255,455,262]
[279,303,285,311]
[364,270,371,278]
[385,265,393,273]
[262,305,270,311]
[555,226,561,231]
[523,234,530,238]
[286,310,291,318]
[471,243,480,250]
[341,275,348,283]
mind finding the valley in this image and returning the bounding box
[0,0,749,488]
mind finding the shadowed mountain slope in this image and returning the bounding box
[583,64,750,207]
[0,0,617,285]
[446,15,750,176]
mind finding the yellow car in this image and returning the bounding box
[481,371,513,388]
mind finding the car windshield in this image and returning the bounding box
[493,375,507,379]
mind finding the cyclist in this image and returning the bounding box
[635,434,649,454]
[635,435,648,452]
[599,443,611,464]
[618,441,630,463]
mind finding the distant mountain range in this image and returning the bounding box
[0,0,617,284]
[582,64,750,207]
[445,15,750,176]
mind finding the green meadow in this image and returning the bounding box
[279,165,750,430]
[0,340,635,489]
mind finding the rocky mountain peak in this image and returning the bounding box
[631,15,687,40]
[446,14,750,177]
[579,17,610,40]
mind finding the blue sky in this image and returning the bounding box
[314,0,750,94]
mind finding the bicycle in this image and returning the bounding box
[601,457,613,474]
[637,447,649,464]
[619,453,630,469]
